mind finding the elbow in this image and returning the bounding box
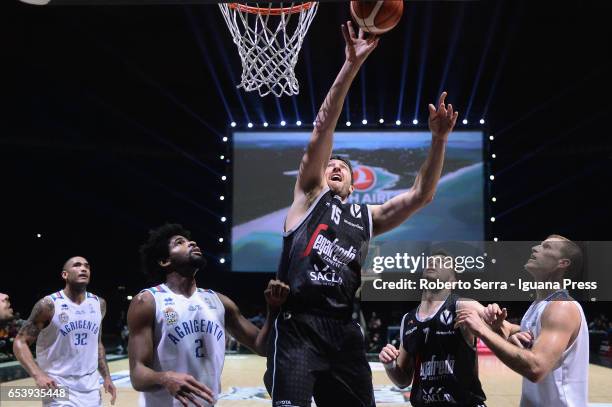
[414,191,435,207]
[130,374,147,392]
[525,366,546,383]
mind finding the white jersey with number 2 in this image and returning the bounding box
[140,284,226,407]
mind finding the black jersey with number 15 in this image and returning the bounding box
[277,188,372,320]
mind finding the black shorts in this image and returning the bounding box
[264,312,375,407]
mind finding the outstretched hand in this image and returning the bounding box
[428,92,459,139]
[341,21,379,65]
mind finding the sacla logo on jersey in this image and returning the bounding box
[422,387,456,404]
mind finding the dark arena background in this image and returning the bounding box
[2,0,612,405]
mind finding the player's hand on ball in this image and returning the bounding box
[455,309,488,337]
[33,373,58,389]
[161,371,214,407]
[483,303,508,331]
[264,280,290,309]
[342,20,379,65]
[378,343,400,365]
[508,331,534,349]
[428,92,458,139]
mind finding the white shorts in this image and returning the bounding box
[42,388,101,407]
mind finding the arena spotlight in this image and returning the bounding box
[220,195,225,201]
[489,135,495,141]
[127,295,133,300]
[247,122,253,128]
[36,233,42,238]
[218,237,224,243]
[223,137,228,142]
[379,118,384,124]
[490,217,496,222]
[230,121,236,127]
[489,175,495,181]
[312,121,317,126]
[462,119,468,125]
[395,120,401,126]
[220,155,224,160]
[491,154,496,159]
[492,197,497,202]
[296,120,302,126]
[412,119,418,125]
[221,175,227,181]
[493,237,498,242]
[346,121,352,127]
[362,119,368,125]
[219,258,226,264]
[221,216,227,222]
[263,122,269,127]
[480,119,485,124]
[280,120,286,126]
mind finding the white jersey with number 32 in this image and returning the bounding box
[140,284,226,407]
[36,290,102,392]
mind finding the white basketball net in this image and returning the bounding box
[219,2,319,97]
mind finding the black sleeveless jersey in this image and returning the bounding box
[401,294,486,407]
[277,188,372,319]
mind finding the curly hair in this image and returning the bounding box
[140,223,192,280]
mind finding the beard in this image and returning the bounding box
[190,253,207,271]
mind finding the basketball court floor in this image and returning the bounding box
[1,354,611,406]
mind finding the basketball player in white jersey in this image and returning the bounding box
[130,223,289,407]
[456,235,588,407]
[13,256,117,406]
[0,292,14,320]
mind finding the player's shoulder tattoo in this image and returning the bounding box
[17,297,54,339]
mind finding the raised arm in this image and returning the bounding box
[127,292,213,406]
[296,22,378,196]
[456,301,581,382]
[98,298,117,405]
[218,280,289,356]
[369,92,458,236]
[13,297,56,389]
[286,22,378,230]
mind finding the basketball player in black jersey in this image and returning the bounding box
[263,21,459,407]
[379,251,511,407]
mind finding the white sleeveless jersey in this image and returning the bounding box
[140,284,226,407]
[520,290,589,407]
[36,290,102,392]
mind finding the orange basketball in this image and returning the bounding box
[350,0,404,35]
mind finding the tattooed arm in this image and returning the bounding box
[12,297,57,389]
[98,298,117,405]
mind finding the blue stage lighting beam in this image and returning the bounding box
[464,1,503,120]
[396,8,415,120]
[413,4,433,121]
[198,8,253,123]
[437,4,465,97]
[185,8,237,124]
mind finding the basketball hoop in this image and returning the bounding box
[219,2,318,97]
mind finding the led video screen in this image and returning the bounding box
[232,130,484,272]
